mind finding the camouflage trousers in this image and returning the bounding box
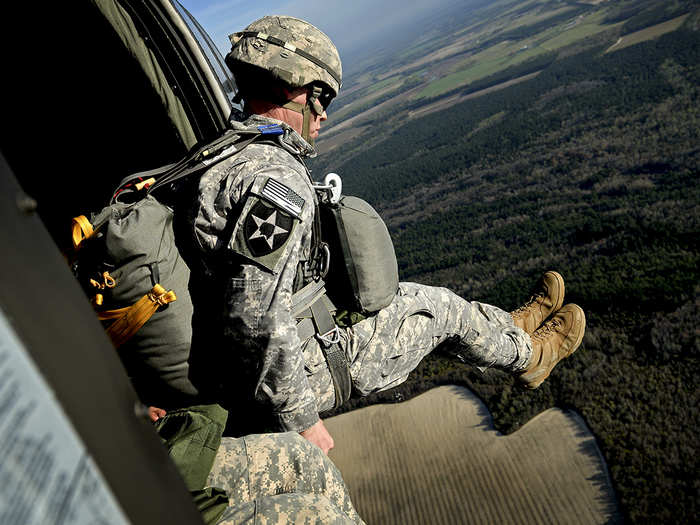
[304,282,533,413]
[209,432,364,524]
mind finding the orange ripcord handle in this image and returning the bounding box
[103,284,177,348]
[71,215,95,250]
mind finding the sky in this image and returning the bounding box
[178,0,465,63]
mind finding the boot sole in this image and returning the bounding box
[561,304,585,358]
[544,270,565,315]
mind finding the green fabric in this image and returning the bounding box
[78,195,197,408]
[91,0,197,148]
[155,404,228,489]
[154,404,229,524]
[334,310,367,328]
[321,196,399,314]
[191,487,229,525]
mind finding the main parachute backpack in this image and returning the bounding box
[69,127,275,406]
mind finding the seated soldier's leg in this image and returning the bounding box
[217,493,359,525]
[345,282,533,396]
[304,274,582,405]
[208,432,364,524]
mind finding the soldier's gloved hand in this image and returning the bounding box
[300,419,335,454]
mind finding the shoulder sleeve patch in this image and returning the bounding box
[227,173,312,273]
[244,199,295,257]
[229,194,300,273]
[259,178,306,218]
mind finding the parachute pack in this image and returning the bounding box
[70,127,269,407]
[72,194,195,408]
[317,192,399,316]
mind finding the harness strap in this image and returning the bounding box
[292,284,351,409]
[295,317,315,341]
[148,132,263,194]
[291,279,327,317]
[111,128,274,204]
[323,343,352,409]
[310,296,337,341]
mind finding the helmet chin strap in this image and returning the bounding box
[282,99,314,145]
[281,86,323,145]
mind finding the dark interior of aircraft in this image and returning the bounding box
[1,3,188,253]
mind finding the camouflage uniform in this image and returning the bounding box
[218,494,358,525]
[187,112,532,433]
[210,433,364,524]
[188,113,321,432]
[155,404,363,524]
[306,282,532,413]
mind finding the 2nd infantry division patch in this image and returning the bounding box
[244,199,295,257]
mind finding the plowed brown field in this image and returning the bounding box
[326,386,620,524]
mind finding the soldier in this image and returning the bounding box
[150,404,364,524]
[210,432,364,524]
[183,15,586,454]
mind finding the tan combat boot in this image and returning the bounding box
[517,303,585,389]
[510,271,565,334]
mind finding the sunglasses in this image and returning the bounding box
[308,85,334,115]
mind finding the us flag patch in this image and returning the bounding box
[260,178,305,218]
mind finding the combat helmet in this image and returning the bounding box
[226,16,342,143]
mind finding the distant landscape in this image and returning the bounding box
[312,0,699,522]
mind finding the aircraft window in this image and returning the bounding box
[174,2,239,108]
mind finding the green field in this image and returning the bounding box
[326,0,700,134]
[416,9,617,99]
[539,15,615,49]
[416,43,551,98]
[607,13,690,52]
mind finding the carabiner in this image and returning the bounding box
[317,325,341,346]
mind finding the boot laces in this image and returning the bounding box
[512,292,544,317]
[531,316,561,342]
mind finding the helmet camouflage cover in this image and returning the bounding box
[227,16,342,97]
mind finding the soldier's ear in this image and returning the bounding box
[282,85,308,102]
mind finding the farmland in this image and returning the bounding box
[320,0,696,142]
[606,13,691,53]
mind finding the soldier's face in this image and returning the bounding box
[284,87,327,139]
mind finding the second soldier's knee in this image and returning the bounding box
[242,432,334,491]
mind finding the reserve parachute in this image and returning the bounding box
[317,181,399,316]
